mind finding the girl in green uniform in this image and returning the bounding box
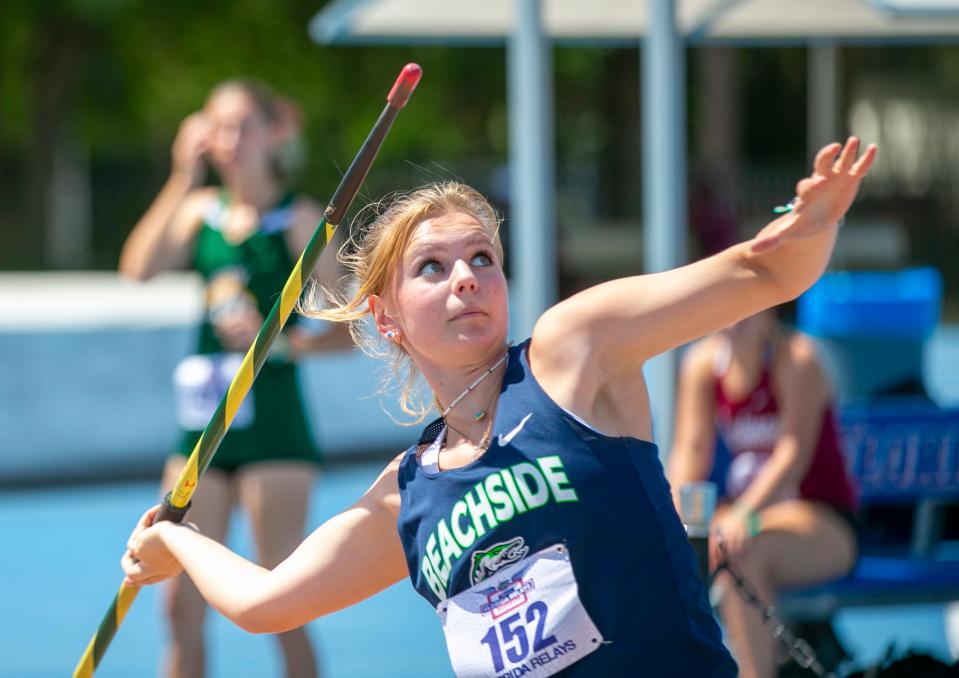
[119,79,350,678]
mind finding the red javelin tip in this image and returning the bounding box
[387,63,423,109]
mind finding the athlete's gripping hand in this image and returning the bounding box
[751,137,878,254]
[121,505,193,586]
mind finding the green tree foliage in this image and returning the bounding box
[0,0,513,268]
[1,1,956,313]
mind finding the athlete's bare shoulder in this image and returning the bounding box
[361,451,407,519]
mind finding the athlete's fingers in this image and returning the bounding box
[708,531,724,571]
[851,143,878,177]
[813,142,842,177]
[834,136,860,172]
[795,176,817,200]
[126,505,160,550]
[139,504,162,528]
[121,550,145,581]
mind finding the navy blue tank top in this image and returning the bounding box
[397,341,737,676]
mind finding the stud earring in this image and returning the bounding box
[385,330,398,341]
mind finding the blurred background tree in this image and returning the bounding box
[0,0,511,270]
[0,1,956,315]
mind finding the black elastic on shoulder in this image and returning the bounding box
[418,417,445,447]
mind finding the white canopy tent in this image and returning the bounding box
[310,0,959,453]
[312,0,959,44]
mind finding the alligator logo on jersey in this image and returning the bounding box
[417,456,579,601]
[470,536,529,585]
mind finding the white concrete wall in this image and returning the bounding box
[1,273,956,483]
[0,273,414,482]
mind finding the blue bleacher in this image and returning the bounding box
[841,404,959,504]
[779,267,957,621]
[780,403,959,620]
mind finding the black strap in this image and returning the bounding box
[415,416,445,461]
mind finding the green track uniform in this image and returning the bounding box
[173,191,321,472]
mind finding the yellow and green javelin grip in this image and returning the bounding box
[73,63,423,678]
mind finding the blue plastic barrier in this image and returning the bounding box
[799,267,942,340]
[797,267,944,403]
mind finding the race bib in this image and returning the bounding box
[173,354,254,431]
[438,543,604,678]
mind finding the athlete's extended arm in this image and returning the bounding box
[535,139,877,374]
[122,456,408,633]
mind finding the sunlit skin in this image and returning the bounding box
[370,212,510,408]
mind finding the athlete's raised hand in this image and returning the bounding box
[751,137,878,254]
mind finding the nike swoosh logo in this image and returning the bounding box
[498,413,532,446]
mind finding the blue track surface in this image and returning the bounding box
[0,465,450,678]
[0,462,953,677]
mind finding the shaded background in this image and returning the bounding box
[2,1,958,299]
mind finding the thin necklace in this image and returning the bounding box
[444,410,497,452]
[442,382,499,448]
[437,347,510,420]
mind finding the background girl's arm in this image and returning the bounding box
[119,113,213,279]
[123,455,408,634]
[666,339,720,512]
[284,197,355,354]
[287,196,345,286]
[118,185,209,279]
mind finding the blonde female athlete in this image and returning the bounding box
[122,138,876,677]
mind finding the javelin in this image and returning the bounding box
[72,62,423,678]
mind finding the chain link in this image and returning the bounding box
[714,541,835,678]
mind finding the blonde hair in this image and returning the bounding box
[302,181,504,422]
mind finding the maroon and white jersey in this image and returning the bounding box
[713,342,857,511]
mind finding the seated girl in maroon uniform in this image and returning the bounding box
[668,306,858,678]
